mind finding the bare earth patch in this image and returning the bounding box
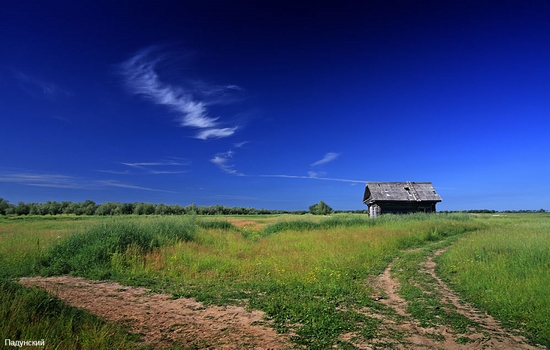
[358,247,542,349]
[226,219,265,231]
[19,276,291,349]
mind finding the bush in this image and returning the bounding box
[309,201,333,215]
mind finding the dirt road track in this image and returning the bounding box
[19,276,291,349]
[359,247,542,349]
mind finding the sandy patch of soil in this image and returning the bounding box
[354,247,542,349]
[226,219,265,231]
[19,276,291,349]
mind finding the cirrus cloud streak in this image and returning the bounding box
[311,152,340,166]
[120,47,241,139]
[0,171,177,193]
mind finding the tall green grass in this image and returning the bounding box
[36,217,197,279]
[437,215,550,347]
[259,212,473,237]
[0,217,98,278]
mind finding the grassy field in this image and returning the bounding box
[1,213,549,348]
[437,213,550,346]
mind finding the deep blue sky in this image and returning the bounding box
[1,1,549,211]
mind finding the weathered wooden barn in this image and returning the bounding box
[363,182,442,217]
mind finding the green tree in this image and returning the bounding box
[82,200,98,215]
[28,203,42,215]
[113,203,134,215]
[45,201,62,215]
[15,202,30,216]
[133,202,155,215]
[186,203,198,215]
[309,200,333,215]
[60,201,71,214]
[155,203,173,215]
[169,204,185,215]
[95,202,118,216]
[0,198,13,215]
[64,202,81,215]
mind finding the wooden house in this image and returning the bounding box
[363,182,442,217]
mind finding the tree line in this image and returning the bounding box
[4,198,541,217]
[0,198,364,216]
[439,209,547,213]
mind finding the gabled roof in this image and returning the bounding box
[363,182,442,204]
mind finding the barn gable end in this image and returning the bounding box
[363,182,442,217]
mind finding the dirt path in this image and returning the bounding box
[19,276,291,350]
[361,247,541,349]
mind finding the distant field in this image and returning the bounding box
[1,213,548,349]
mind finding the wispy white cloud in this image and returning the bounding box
[0,172,87,189]
[13,70,71,101]
[233,141,250,148]
[196,127,238,140]
[121,48,217,128]
[191,80,243,103]
[120,46,241,139]
[307,171,326,178]
[98,180,178,193]
[96,169,131,175]
[123,161,189,174]
[311,152,340,166]
[207,148,360,184]
[0,171,177,192]
[259,174,365,184]
[211,151,244,176]
[99,160,189,175]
